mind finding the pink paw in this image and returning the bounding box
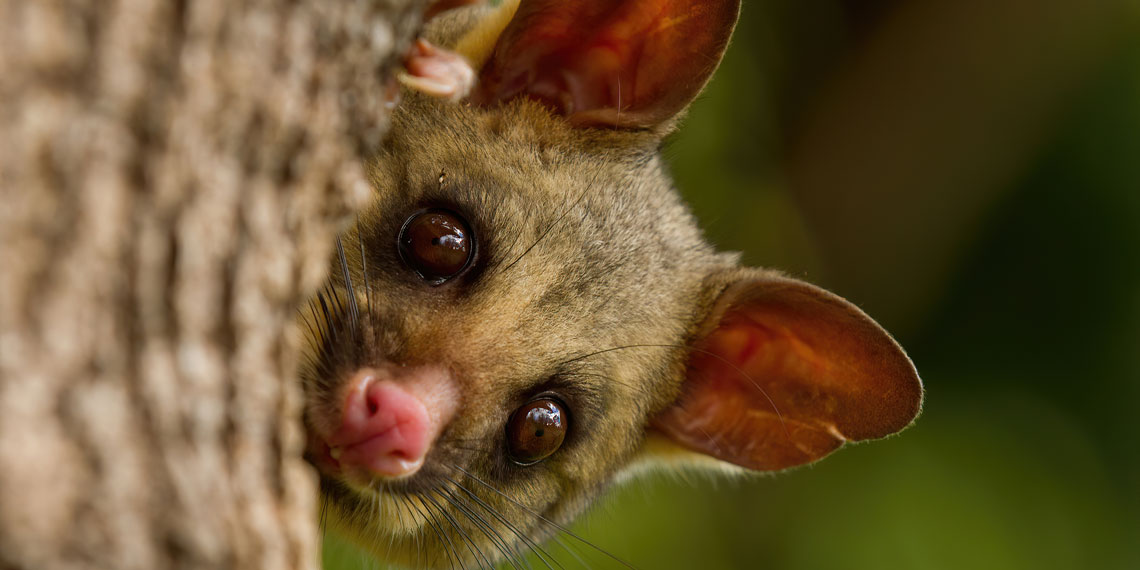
[399,38,476,102]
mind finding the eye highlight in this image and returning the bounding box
[506,398,568,465]
[398,209,474,282]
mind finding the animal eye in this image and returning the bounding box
[398,209,474,282]
[506,398,568,465]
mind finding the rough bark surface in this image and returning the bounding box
[0,0,424,568]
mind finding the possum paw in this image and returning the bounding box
[399,38,476,102]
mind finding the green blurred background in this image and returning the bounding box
[328,1,1140,568]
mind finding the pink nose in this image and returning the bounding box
[327,367,458,479]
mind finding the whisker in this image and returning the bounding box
[423,490,494,570]
[410,494,459,570]
[355,219,375,332]
[394,495,415,566]
[316,291,337,344]
[319,492,330,532]
[569,371,657,400]
[450,465,638,570]
[308,299,326,342]
[299,305,322,346]
[695,426,727,458]
[501,170,602,273]
[335,236,359,341]
[402,496,427,570]
[443,474,561,570]
[367,493,387,559]
[447,444,497,455]
[324,284,346,335]
[551,535,591,570]
[437,487,530,570]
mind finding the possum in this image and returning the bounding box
[298,0,924,568]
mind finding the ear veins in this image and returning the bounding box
[715,317,837,397]
[651,273,923,471]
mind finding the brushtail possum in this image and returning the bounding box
[300,0,924,567]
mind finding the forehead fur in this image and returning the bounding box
[369,93,731,364]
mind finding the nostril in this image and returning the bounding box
[328,366,460,480]
[334,378,434,477]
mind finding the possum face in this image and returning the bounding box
[301,94,727,567]
[298,1,922,568]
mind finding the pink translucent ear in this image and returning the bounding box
[651,274,923,471]
[470,0,740,128]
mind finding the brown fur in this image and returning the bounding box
[298,3,920,568]
[304,91,742,567]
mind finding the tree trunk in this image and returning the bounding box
[0,1,424,568]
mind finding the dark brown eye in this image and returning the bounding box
[398,209,473,282]
[506,398,568,465]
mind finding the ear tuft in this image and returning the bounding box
[470,0,740,128]
[651,272,923,472]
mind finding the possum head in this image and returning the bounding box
[299,0,923,568]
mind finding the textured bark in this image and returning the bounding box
[0,0,425,568]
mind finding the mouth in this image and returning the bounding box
[306,431,428,488]
[303,428,344,479]
[305,426,454,501]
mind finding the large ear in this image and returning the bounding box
[469,0,741,128]
[650,271,923,471]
